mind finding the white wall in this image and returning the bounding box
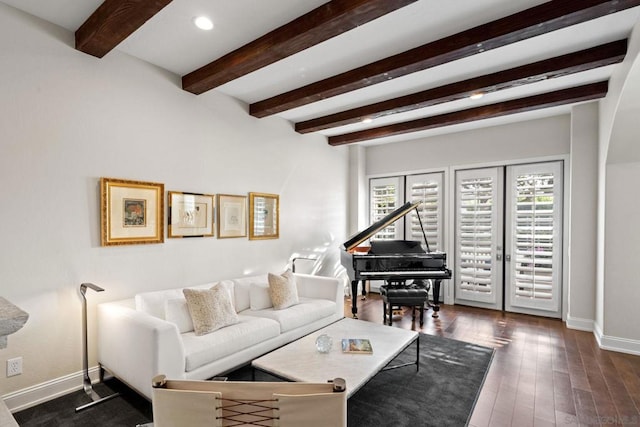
[598,17,640,351]
[603,160,640,345]
[604,163,640,342]
[0,4,348,399]
[347,145,367,236]
[567,103,598,330]
[366,115,570,176]
[596,18,640,340]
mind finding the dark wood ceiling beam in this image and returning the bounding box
[182,0,417,95]
[252,0,639,118]
[76,0,173,58]
[296,40,626,133]
[327,81,609,146]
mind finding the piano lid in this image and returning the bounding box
[341,201,421,251]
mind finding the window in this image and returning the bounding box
[369,176,403,240]
[406,173,443,252]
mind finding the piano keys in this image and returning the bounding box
[340,201,452,319]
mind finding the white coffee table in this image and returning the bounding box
[251,317,419,398]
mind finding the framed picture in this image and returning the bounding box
[168,191,215,238]
[249,192,279,240]
[100,177,164,246]
[217,194,247,238]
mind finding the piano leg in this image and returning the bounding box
[350,280,359,319]
[431,279,442,318]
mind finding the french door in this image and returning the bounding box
[454,162,563,317]
[505,162,563,316]
[455,168,504,310]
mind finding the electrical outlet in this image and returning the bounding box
[7,357,22,377]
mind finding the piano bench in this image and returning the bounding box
[380,285,429,327]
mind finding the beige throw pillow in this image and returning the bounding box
[268,270,299,310]
[183,285,239,336]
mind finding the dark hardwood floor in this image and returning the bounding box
[344,293,640,427]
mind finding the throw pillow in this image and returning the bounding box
[249,283,272,310]
[135,289,184,320]
[164,298,194,334]
[268,270,299,310]
[233,274,268,312]
[183,285,239,336]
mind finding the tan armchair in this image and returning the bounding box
[148,374,346,427]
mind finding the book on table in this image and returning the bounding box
[341,338,373,354]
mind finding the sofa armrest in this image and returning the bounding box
[294,273,344,318]
[97,300,185,400]
[0,398,18,427]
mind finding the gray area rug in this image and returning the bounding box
[344,333,494,426]
[14,333,493,426]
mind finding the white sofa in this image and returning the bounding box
[97,273,344,399]
[0,399,18,427]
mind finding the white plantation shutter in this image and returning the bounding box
[455,168,502,305]
[506,162,562,313]
[369,176,404,240]
[406,173,443,251]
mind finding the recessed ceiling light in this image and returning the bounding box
[469,92,484,100]
[194,16,213,31]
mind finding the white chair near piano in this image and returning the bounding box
[140,375,347,427]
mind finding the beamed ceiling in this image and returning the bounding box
[4,0,640,146]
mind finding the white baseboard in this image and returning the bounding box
[594,323,640,356]
[555,316,640,356]
[565,315,594,331]
[2,367,101,413]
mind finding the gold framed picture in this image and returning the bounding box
[217,194,247,238]
[100,178,164,246]
[168,191,215,238]
[249,192,279,240]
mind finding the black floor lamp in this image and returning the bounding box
[75,283,120,412]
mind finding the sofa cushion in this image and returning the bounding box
[232,274,268,312]
[135,280,235,320]
[183,286,239,336]
[135,289,184,320]
[268,270,299,310]
[241,297,336,333]
[250,283,272,310]
[165,298,194,333]
[181,315,280,372]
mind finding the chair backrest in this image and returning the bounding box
[150,375,347,427]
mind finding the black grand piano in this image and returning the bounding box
[340,201,452,319]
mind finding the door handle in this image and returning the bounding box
[505,255,511,261]
[496,254,502,261]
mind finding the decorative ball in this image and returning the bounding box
[315,333,333,353]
